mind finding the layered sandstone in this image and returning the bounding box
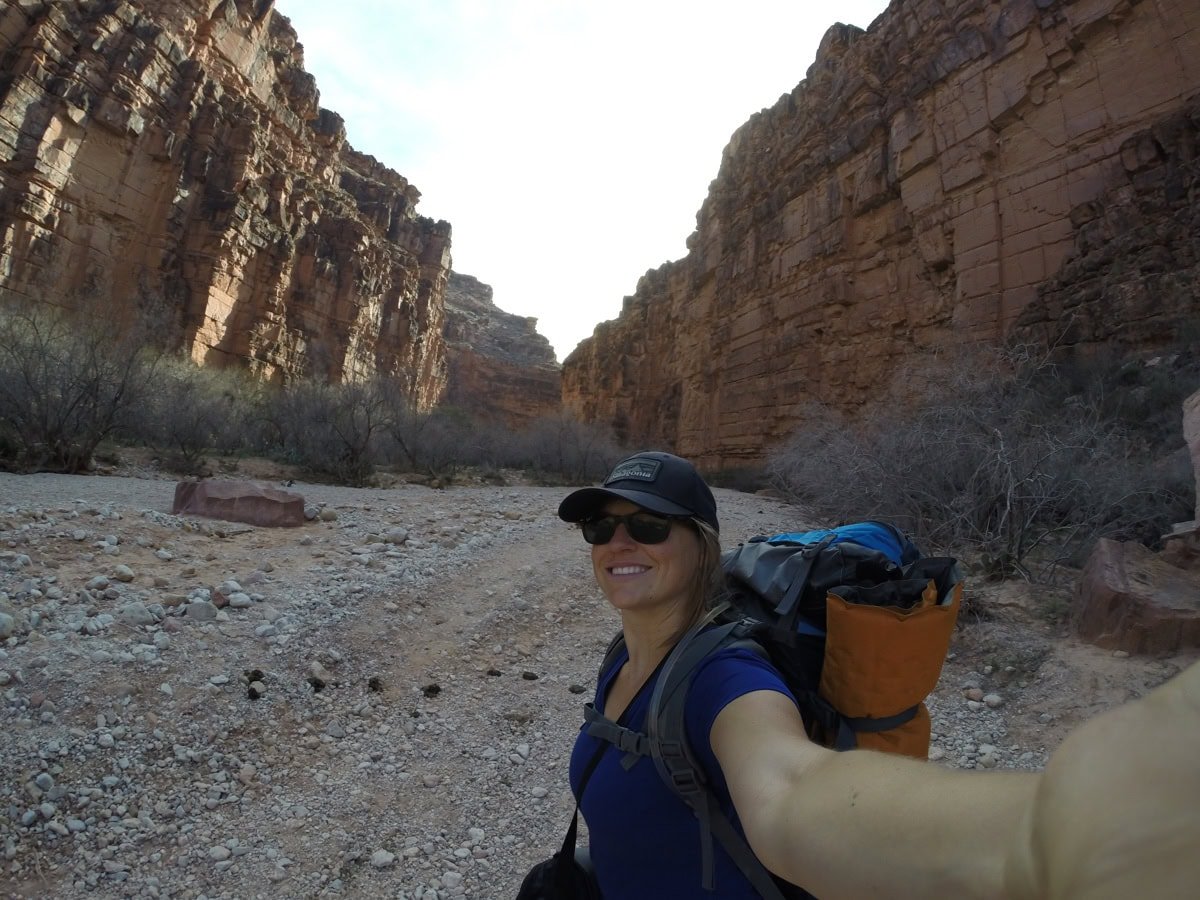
[0,0,450,406]
[442,272,561,428]
[562,0,1200,468]
[1011,96,1200,354]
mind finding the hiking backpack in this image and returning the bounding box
[583,521,963,899]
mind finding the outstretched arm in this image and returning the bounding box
[712,660,1200,900]
[711,691,1035,899]
[1004,658,1200,899]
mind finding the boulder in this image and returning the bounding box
[1071,538,1200,655]
[172,480,305,528]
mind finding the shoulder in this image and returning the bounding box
[691,641,791,699]
[685,641,796,735]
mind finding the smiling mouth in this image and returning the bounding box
[609,565,649,576]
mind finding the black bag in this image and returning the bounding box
[515,743,606,899]
[516,847,601,900]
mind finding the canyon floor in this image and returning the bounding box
[1,456,1195,900]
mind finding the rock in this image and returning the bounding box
[184,601,220,621]
[443,273,560,428]
[173,481,306,528]
[1072,538,1200,654]
[117,602,156,627]
[560,1,1200,466]
[369,849,395,868]
[0,0,455,401]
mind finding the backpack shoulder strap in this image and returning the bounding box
[646,620,789,900]
[582,618,797,899]
[598,629,626,678]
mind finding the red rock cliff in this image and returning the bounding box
[0,0,450,407]
[561,0,1200,468]
[442,272,561,428]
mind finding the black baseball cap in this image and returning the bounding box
[557,451,719,533]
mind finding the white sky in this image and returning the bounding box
[271,1,891,361]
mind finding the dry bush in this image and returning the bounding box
[375,400,477,481]
[509,412,624,483]
[767,346,1193,581]
[0,303,160,473]
[263,378,392,486]
[124,358,273,474]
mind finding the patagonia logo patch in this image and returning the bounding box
[606,459,661,484]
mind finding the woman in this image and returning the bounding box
[556,450,1200,899]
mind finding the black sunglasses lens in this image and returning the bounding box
[582,517,616,544]
[627,514,671,543]
[582,513,672,545]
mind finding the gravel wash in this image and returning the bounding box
[0,472,1074,899]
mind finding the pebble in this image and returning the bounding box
[370,849,396,868]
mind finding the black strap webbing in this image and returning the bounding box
[646,620,788,900]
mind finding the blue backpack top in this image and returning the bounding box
[764,520,921,567]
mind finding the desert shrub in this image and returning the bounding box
[124,357,274,473]
[767,346,1193,581]
[0,303,160,472]
[1055,342,1200,450]
[512,412,624,483]
[380,404,486,481]
[264,378,391,486]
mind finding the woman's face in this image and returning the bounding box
[589,499,701,617]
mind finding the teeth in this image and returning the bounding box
[611,566,647,576]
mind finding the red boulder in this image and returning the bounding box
[172,480,305,528]
[1072,538,1200,655]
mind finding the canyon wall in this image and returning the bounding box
[562,0,1200,468]
[0,0,450,406]
[442,272,561,428]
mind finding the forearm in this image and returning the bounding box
[750,747,1039,900]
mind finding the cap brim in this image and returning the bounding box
[557,487,693,522]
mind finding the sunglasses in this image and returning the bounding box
[581,511,678,545]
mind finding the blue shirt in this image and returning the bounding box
[569,643,797,899]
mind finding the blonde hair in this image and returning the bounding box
[664,518,726,648]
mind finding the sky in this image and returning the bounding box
[271,1,892,361]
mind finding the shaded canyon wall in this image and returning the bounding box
[0,0,450,406]
[442,272,561,428]
[562,0,1200,468]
